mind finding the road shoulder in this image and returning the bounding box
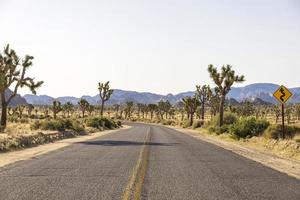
[169,126,300,180]
[0,126,130,168]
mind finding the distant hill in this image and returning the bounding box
[22,83,300,105]
[0,89,28,107]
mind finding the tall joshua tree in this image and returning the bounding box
[208,65,245,127]
[196,85,212,121]
[0,44,43,131]
[98,81,113,116]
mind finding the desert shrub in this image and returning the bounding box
[8,116,19,123]
[85,117,120,129]
[229,117,270,138]
[192,120,204,129]
[263,124,300,139]
[31,120,42,130]
[31,119,85,133]
[207,112,237,134]
[40,120,65,131]
[20,118,29,124]
[211,112,238,127]
[208,125,230,135]
[182,120,191,128]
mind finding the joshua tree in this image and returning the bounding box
[51,101,62,119]
[196,85,212,121]
[148,104,158,120]
[273,105,281,124]
[98,81,113,116]
[87,105,95,116]
[26,104,34,117]
[113,104,120,118]
[140,104,148,118]
[182,96,200,126]
[62,102,74,118]
[16,104,26,119]
[78,99,90,118]
[157,100,171,119]
[208,65,245,126]
[0,44,43,131]
[124,101,134,119]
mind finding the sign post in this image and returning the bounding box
[273,85,292,139]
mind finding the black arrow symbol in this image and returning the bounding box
[280,88,286,102]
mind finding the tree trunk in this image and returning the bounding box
[1,92,7,131]
[100,100,104,116]
[201,103,205,121]
[219,96,225,127]
[189,113,194,126]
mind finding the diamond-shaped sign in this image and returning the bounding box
[273,85,293,104]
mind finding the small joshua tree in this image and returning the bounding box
[78,99,90,118]
[196,85,212,121]
[62,102,74,118]
[148,104,158,120]
[98,81,113,116]
[208,65,245,126]
[182,96,200,126]
[51,101,62,119]
[27,104,34,117]
[16,104,26,119]
[0,44,43,131]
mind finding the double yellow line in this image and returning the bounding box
[122,127,151,200]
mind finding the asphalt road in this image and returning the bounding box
[0,123,299,200]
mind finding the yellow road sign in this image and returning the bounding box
[273,85,293,104]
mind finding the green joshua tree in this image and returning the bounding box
[157,100,171,119]
[148,104,158,120]
[0,44,43,131]
[26,104,34,117]
[98,81,113,116]
[113,104,120,118]
[16,104,26,119]
[87,105,95,116]
[78,99,90,118]
[124,101,134,119]
[196,85,212,121]
[62,102,74,118]
[51,101,62,119]
[182,96,200,126]
[208,65,245,127]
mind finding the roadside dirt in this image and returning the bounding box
[0,126,130,168]
[172,126,300,180]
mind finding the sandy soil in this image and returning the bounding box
[0,126,130,168]
[172,126,300,180]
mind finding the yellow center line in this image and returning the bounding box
[122,127,151,200]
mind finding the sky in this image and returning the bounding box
[0,0,300,97]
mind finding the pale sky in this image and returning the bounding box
[0,0,300,97]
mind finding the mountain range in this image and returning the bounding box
[21,83,300,106]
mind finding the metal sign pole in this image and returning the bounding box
[281,103,285,139]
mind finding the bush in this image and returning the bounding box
[229,117,270,138]
[192,120,204,129]
[207,112,237,134]
[211,112,238,127]
[85,117,120,129]
[263,124,300,139]
[31,119,85,133]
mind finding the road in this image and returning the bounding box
[0,123,299,200]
